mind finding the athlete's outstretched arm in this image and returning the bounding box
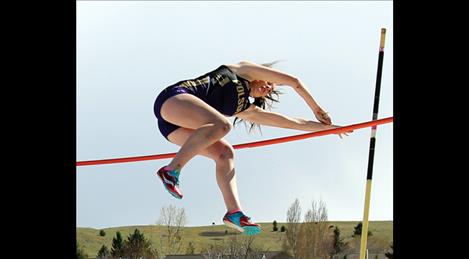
[236,106,349,138]
[227,61,300,87]
[227,61,332,125]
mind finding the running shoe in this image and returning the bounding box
[223,210,261,235]
[156,166,183,199]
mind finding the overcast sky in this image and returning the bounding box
[77,1,393,229]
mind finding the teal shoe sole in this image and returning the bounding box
[242,225,262,236]
[223,220,261,235]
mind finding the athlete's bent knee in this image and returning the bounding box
[212,120,232,137]
[217,144,234,162]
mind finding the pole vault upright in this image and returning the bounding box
[359,28,387,259]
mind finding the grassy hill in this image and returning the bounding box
[77,221,392,258]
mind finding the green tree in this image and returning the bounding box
[76,241,89,259]
[111,231,124,258]
[99,230,106,237]
[280,225,286,232]
[122,228,157,259]
[97,244,110,258]
[331,226,346,256]
[352,222,372,237]
[273,220,278,231]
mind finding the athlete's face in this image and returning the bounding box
[250,80,275,98]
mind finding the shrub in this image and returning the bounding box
[280,225,286,232]
[352,222,372,237]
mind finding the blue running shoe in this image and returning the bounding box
[156,166,183,199]
[223,210,261,236]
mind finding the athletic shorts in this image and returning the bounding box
[153,85,191,140]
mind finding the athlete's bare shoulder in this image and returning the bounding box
[224,61,256,80]
[223,63,239,73]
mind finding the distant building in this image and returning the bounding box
[332,254,387,259]
[165,251,292,259]
[165,252,387,259]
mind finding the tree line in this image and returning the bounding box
[281,198,393,259]
[77,204,186,259]
[77,201,393,259]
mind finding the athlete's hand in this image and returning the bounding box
[314,108,332,125]
[336,131,351,139]
[330,125,353,139]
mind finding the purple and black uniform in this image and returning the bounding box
[154,65,252,140]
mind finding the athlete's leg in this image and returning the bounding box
[167,127,241,212]
[166,127,261,235]
[160,93,232,171]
